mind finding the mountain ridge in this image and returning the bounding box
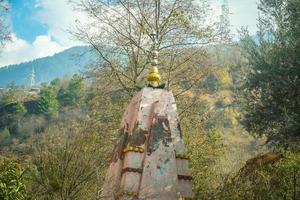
[0,46,97,87]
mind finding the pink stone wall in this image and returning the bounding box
[101,88,193,200]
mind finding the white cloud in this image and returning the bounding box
[35,0,259,43]
[0,34,66,67]
[36,0,88,47]
[0,0,89,67]
[0,0,259,67]
[35,0,259,44]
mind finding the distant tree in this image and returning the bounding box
[0,83,18,105]
[215,68,232,89]
[50,78,61,86]
[50,78,62,91]
[36,87,58,117]
[240,0,300,149]
[203,74,219,92]
[57,75,84,107]
[13,102,27,115]
[39,82,49,90]
[0,160,31,200]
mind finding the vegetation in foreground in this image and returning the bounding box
[0,0,299,199]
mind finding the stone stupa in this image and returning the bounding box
[101,33,194,200]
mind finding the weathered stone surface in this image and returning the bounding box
[176,159,190,176]
[139,142,178,200]
[101,160,123,199]
[121,172,141,193]
[177,179,194,198]
[123,152,144,169]
[101,87,193,200]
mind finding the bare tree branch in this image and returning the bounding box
[70,0,226,95]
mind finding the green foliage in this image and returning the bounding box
[0,128,10,143]
[203,51,234,93]
[50,78,61,89]
[177,93,228,199]
[36,86,58,117]
[13,102,27,115]
[185,129,225,199]
[203,74,219,92]
[215,68,232,89]
[0,160,31,200]
[29,121,109,200]
[219,151,300,200]
[0,113,48,144]
[240,0,300,148]
[57,75,84,107]
[0,84,18,106]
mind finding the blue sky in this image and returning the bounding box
[0,0,259,67]
[1,0,86,67]
[9,0,48,43]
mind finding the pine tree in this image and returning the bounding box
[240,0,300,148]
[57,74,84,107]
[36,87,58,117]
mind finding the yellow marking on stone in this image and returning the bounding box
[123,145,144,153]
[118,191,138,198]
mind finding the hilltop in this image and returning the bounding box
[0,46,97,87]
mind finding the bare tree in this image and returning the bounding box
[0,0,10,50]
[71,0,228,96]
[29,121,110,200]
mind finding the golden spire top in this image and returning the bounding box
[147,31,162,88]
[147,66,161,87]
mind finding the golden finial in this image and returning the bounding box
[147,31,164,88]
[147,66,161,87]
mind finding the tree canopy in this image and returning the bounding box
[240,0,300,149]
[73,0,228,96]
[36,87,58,117]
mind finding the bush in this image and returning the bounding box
[13,102,27,115]
[0,160,31,200]
[0,128,10,144]
[218,151,300,200]
[28,120,110,200]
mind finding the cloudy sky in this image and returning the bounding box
[0,0,259,67]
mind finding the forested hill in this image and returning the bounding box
[0,46,97,87]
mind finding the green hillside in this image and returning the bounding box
[0,46,97,87]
